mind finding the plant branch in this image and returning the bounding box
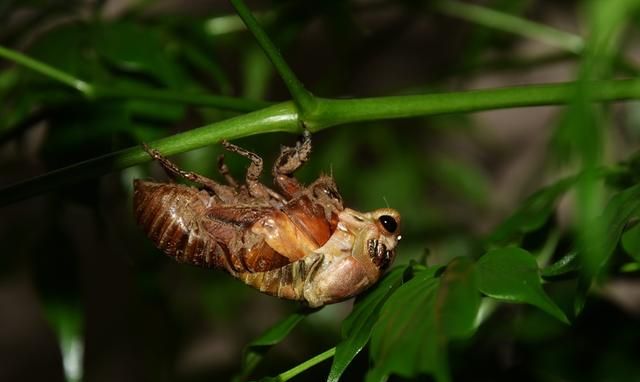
[434,1,584,53]
[0,45,95,95]
[2,78,640,206]
[0,44,270,112]
[306,79,640,129]
[434,0,639,75]
[0,102,299,206]
[229,0,317,114]
[277,347,336,382]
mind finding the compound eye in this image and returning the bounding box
[378,215,397,233]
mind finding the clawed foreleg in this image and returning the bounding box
[143,144,235,200]
[272,130,312,198]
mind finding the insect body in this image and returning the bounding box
[133,133,401,307]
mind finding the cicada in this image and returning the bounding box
[133,132,401,307]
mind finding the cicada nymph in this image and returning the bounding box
[133,132,401,307]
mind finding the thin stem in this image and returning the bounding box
[203,10,277,36]
[434,1,584,53]
[277,347,336,382]
[0,44,270,112]
[229,0,317,114]
[3,78,640,206]
[0,45,94,96]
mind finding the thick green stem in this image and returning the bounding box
[308,79,640,129]
[277,347,336,382]
[2,79,640,206]
[229,0,317,114]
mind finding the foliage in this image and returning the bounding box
[2,1,640,381]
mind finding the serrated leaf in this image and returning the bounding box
[476,247,569,324]
[327,266,407,382]
[368,258,480,382]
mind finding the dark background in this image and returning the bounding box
[1,0,639,381]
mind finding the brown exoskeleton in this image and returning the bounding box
[133,132,401,307]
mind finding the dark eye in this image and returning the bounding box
[378,215,397,233]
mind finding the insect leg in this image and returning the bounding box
[217,154,239,187]
[221,140,283,201]
[142,144,236,200]
[272,129,312,198]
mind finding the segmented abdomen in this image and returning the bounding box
[238,253,324,304]
[134,180,223,268]
[134,180,291,274]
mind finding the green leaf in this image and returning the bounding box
[43,302,83,382]
[541,251,580,279]
[369,271,440,380]
[489,176,576,244]
[236,309,311,381]
[622,221,640,263]
[594,184,640,272]
[327,266,407,382]
[368,259,480,382]
[476,247,569,324]
[542,184,640,287]
[436,257,480,338]
[573,274,591,317]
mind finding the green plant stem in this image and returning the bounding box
[0,102,298,206]
[0,45,95,95]
[277,347,336,382]
[0,44,269,112]
[434,0,584,53]
[229,0,317,114]
[3,78,640,206]
[434,0,638,75]
[306,79,640,129]
[203,10,276,36]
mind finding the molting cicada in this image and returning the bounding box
[133,132,401,307]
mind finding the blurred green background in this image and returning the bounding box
[1,0,640,381]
